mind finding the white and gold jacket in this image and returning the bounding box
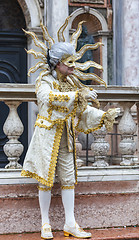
[21,74,117,187]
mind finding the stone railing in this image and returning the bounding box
[0,83,139,170]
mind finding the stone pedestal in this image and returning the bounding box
[3,101,24,169]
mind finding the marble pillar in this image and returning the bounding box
[123,0,139,86]
[46,0,69,42]
[113,0,123,85]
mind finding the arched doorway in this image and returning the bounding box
[0,0,27,167]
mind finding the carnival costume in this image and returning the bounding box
[21,16,120,239]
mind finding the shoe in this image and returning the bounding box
[41,223,53,239]
[63,222,92,239]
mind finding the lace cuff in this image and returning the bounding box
[104,108,118,132]
[77,89,88,114]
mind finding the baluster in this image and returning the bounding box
[3,101,24,169]
[91,125,110,167]
[118,102,137,166]
[91,102,110,167]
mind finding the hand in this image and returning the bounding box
[85,89,98,101]
[115,108,120,117]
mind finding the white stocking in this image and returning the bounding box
[61,188,76,227]
[39,190,51,226]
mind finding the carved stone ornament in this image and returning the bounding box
[70,0,104,4]
[91,126,110,167]
[3,101,24,169]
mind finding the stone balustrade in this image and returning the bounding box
[0,83,139,170]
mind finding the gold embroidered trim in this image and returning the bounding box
[35,114,63,125]
[21,170,51,187]
[75,112,106,134]
[34,90,79,132]
[61,185,75,190]
[21,123,64,187]
[71,117,78,185]
[35,78,41,94]
[46,90,78,123]
[47,122,65,187]
[56,70,77,92]
[104,108,117,132]
[73,91,78,118]
[47,105,69,118]
[52,105,69,113]
[77,90,88,114]
[47,91,70,119]
[49,91,70,102]
[59,80,77,92]
[35,121,55,130]
[38,186,52,191]
[53,81,60,90]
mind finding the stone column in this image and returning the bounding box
[123,0,139,86]
[3,101,24,169]
[113,0,123,85]
[46,0,69,42]
[102,35,108,84]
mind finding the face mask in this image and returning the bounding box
[61,55,76,68]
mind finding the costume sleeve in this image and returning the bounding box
[36,78,79,122]
[75,105,118,133]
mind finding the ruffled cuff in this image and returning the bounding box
[104,108,118,132]
[77,89,88,114]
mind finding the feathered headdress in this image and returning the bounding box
[23,15,106,89]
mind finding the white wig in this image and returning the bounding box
[48,42,75,69]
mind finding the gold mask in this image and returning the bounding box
[61,55,76,68]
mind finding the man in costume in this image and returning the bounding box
[21,16,120,239]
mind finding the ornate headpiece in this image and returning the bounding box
[23,16,106,88]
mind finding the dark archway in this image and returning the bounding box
[0,0,28,167]
[72,13,103,85]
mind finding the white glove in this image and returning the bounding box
[115,108,121,118]
[85,89,98,101]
